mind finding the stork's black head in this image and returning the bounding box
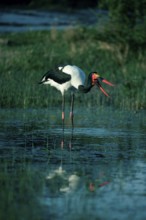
[88,72,100,86]
[78,71,114,95]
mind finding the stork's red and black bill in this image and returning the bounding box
[97,77,114,97]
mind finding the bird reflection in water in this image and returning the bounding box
[46,166,80,194]
[45,165,110,196]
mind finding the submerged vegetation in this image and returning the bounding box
[0,28,145,110]
[0,167,44,220]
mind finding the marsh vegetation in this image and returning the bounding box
[0,28,146,110]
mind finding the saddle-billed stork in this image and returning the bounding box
[39,65,114,128]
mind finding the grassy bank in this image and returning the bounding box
[0,28,146,110]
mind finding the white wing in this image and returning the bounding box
[62,65,86,89]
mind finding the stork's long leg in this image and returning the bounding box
[69,93,74,149]
[60,94,65,148]
[62,94,65,131]
[70,93,74,129]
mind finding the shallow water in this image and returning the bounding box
[0,9,107,32]
[0,107,146,220]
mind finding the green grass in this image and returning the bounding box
[0,28,146,110]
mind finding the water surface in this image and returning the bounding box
[0,107,146,220]
[0,9,107,32]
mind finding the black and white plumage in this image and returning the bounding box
[39,65,114,127]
